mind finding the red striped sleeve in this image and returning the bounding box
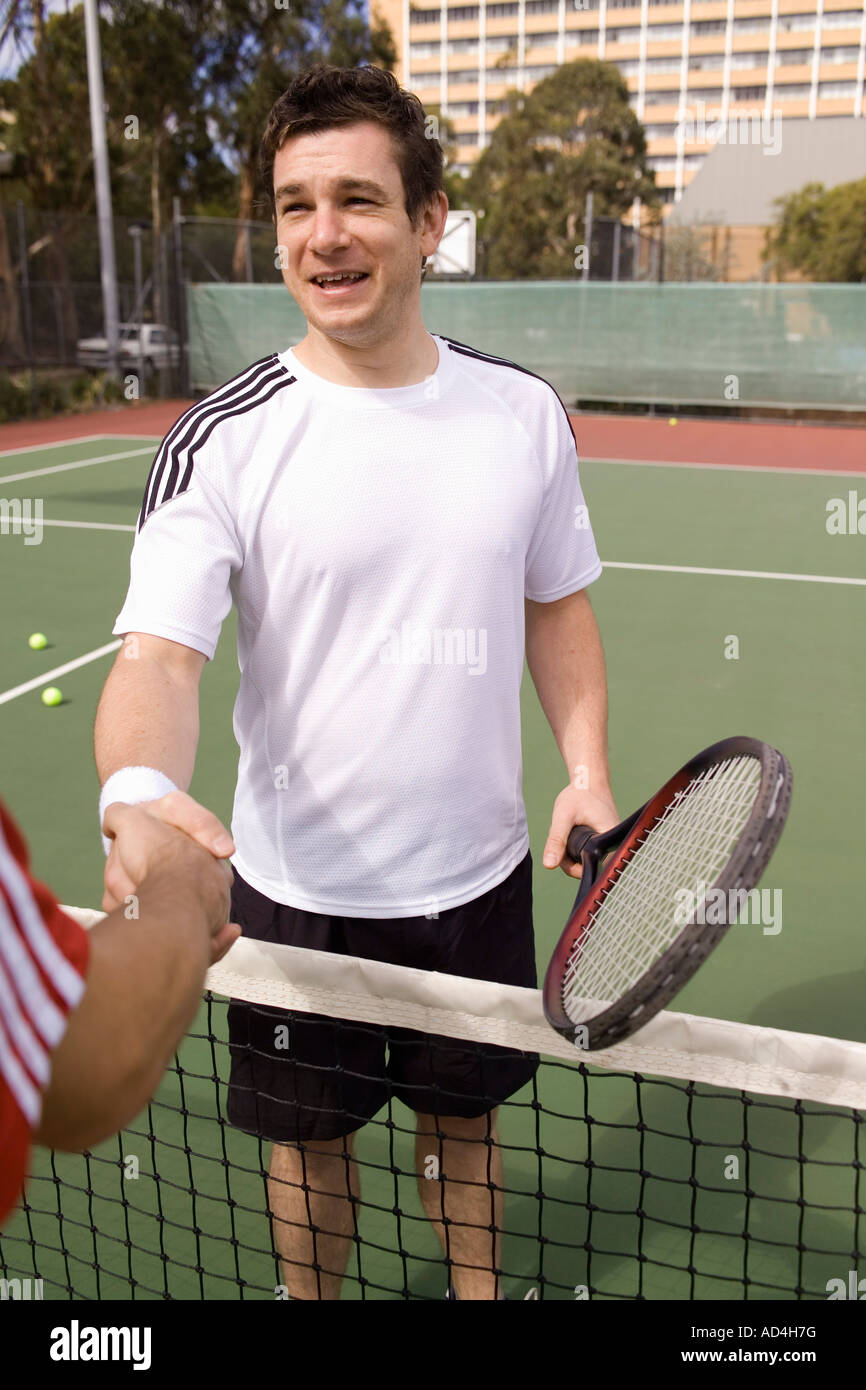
[0,801,89,1225]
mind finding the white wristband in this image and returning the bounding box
[99,766,180,856]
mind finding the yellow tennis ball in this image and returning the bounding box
[28,633,48,650]
[668,417,678,425]
[41,687,63,707]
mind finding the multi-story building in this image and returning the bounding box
[375,0,866,206]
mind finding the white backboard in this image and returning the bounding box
[428,210,476,277]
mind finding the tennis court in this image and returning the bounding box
[0,410,864,1300]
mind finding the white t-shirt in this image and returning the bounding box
[113,332,603,917]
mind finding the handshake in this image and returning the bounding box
[102,789,241,966]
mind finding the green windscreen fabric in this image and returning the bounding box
[186,282,866,410]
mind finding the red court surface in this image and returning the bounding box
[1,399,864,473]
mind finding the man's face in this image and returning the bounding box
[272,120,446,346]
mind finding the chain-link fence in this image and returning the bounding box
[180,216,279,286]
[0,201,737,416]
[582,217,661,281]
[0,205,176,369]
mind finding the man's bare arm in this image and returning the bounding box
[525,588,618,872]
[94,633,234,909]
[34,806,238,1152]
[95,632,207,790]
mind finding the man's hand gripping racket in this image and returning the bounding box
[543,736,793,1051]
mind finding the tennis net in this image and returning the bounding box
[1,906,864,1302]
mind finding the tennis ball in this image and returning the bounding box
[668,417,678,426]
[28,633,48,650]
[41,687,63,707]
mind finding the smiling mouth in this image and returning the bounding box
[311,272,370,294]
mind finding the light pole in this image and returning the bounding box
[128,221,150,394]
[583,191,594,283]
[83,0,120,380]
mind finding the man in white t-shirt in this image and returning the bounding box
[95,63,618,1301]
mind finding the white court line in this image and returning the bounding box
[1,561,859,708]
[583,455,866,478]
[0,641,122,707]
[0,433,161,459]
[603,560,866,586]
[0,446,154,486]
[36,519,135,533]
[0,433,120,459]
[7,517,864,580]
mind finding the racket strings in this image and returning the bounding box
[562,756,763,1020]
[563,761,759,1001]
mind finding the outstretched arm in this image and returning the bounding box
[94,632,235,910]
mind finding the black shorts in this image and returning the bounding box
[226,854,540,1143]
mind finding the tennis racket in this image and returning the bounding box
[543,736,793,1051]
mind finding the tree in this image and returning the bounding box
[463,59,658,279]
[102,0,228,319]
[1,1,225,338]
[662,219,731,282]
[0,189,25,361]
[764,179,866,283]
[198,0,398,282]
[419,103,464,210]
[0,2,94,349]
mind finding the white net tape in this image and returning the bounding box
[62,903,866,1109]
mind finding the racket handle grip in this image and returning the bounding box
[566,824,596,862]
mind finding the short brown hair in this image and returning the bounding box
[259,63,445,236]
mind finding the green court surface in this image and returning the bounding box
[0,431,864,1300]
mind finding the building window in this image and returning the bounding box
[685,87,723,103]
[648,154,703,170]
[730,52,769,70]
[774,49,813,65]
[732,15,772,33]
[646,23,685,40]
[820,10,862,28]
[821,45,861,63]
[774,83,812,99]
[690,19,727,34]
[818,80,858,96]
[645,55,686,72]
[775,12,818,31]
